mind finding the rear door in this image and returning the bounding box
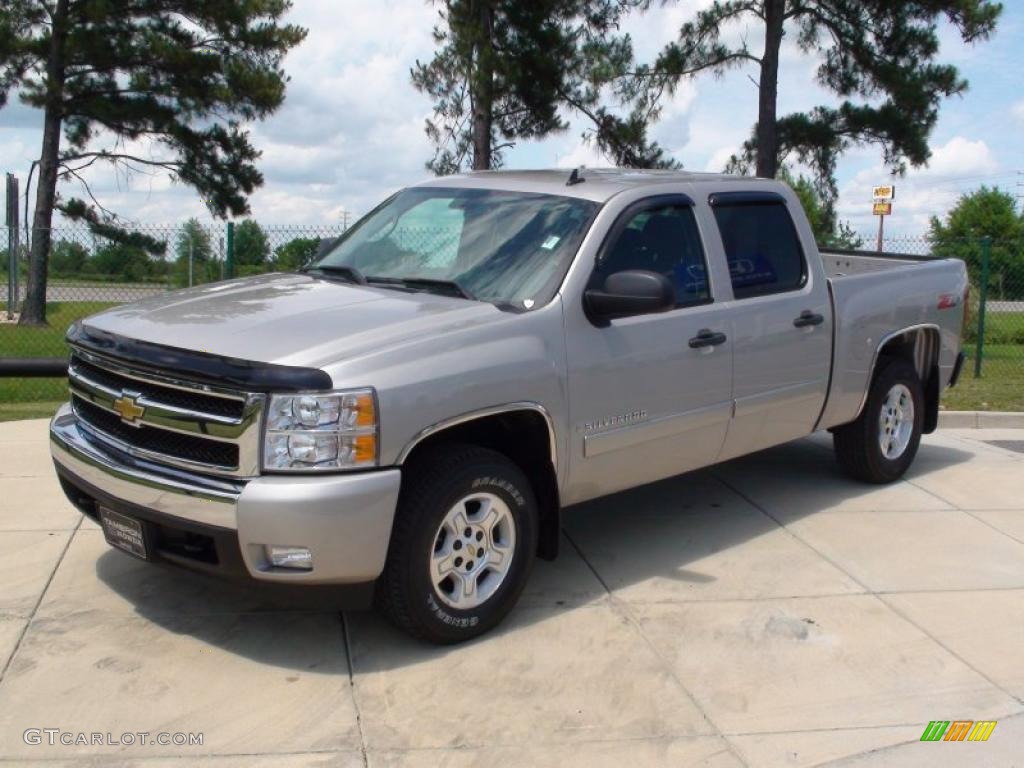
[708,191,833,460]
[562,194,734,504]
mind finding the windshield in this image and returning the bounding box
[313,187,599,308]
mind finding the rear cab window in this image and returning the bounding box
[709,192,807,299]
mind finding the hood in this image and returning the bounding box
[81,272,507,369]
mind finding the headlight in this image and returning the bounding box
[263,389,377,471]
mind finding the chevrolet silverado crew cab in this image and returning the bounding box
[50,169,968,643]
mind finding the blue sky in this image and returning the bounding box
[1,0,1021,238]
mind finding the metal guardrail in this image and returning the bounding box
[0,358,68,377]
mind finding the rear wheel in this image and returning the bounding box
[377,444,537,644]
[833,357,924,484]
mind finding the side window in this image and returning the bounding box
[591,204,710,307]
[711,202,806,299]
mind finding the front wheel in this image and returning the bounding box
[376,444,538,644]
[833,356,924,484]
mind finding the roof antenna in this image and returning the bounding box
[566,166,585,186]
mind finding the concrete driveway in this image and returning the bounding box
[1,419,1022,767]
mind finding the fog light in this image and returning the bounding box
[266,545,313,571]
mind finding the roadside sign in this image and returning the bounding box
[872,185,895,201]
[871,187,894,252]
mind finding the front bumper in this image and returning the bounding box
[50,404,401,591]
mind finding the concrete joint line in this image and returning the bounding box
[561,529,752,768]
[340,612,370,768]
[718,473,1024,712]
[873,591,1024,709]
[0,516,82,686]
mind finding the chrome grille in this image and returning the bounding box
[71,355,245,419]
[72,396,241,468]
[67,349,263,477]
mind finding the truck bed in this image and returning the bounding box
[815,249,968,432]
[820,248,930,278]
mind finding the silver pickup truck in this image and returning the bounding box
[50,169,968,643]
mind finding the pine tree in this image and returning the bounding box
[778,168,861,249]
[412,0,675,174]
[648,0,1001,203]
[0,0,306,324]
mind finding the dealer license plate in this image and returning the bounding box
[99,507,149,560]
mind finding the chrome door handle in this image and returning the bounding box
[793,310,825,328]
[688,329,728,348]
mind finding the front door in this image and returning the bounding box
[563,196,733,505]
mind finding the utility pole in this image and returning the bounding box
[5,174,19,320]
[225,222,235,280]
[974,236,991,378]
[341,210,352,231]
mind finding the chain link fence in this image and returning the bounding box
[1,221,349,414]
[864,233,1024,411]
[3,221,351,304]
[2,225,1023,415]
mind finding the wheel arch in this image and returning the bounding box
[859,324,941,434]
[395,404,561,560]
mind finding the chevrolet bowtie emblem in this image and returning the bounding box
[112,394,145,425]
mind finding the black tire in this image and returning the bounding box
[833,356,924,484]
[376,444,538,644]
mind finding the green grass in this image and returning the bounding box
[0,401,64,422]
[0,302,112,415]
[943,347,1024,412]
[0,301,114,357]
[967,310,1024,346]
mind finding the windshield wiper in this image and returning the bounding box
[300,264,367,285]
[365,275,476,301]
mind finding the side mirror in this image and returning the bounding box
[584,270,676,324]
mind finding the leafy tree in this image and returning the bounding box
[0,0,306,325]
[413,0,675,173]
[87,242,153,282]
[173,218,217,287]
[233,220,271,273]
[648,1,1001,206]
[49,239,89,274]
[274,236,321,271]
[930,187,1024,299]
[778,168,861,249]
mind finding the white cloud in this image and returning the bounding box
[2,0,1020,233]
[1012,100,1024,126]
[553,139,610,170]
[836,136,1005,236]
[705,146,737,173]
[925,136,998,176]
[0,0,439,225]
[679,111,751,171]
